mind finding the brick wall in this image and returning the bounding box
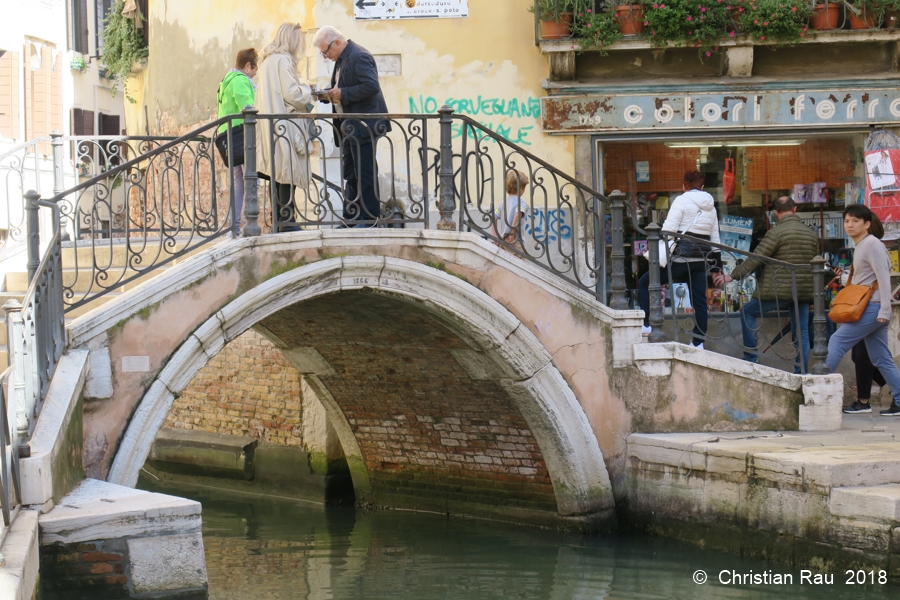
[41,540,129,599]
[260,291,557,512]
[166,329,303,446]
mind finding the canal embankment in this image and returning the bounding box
[624,412,900,575]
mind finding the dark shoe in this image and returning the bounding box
[880,404,900,416]
[843,401,872,414]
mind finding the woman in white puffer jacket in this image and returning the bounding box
[638,170,721,348]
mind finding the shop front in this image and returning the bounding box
[542,81,900,305]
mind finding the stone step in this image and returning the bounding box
[627,432,900,490]
[60,238,194,267]
[830,484,900,523]
[6,269,144,294]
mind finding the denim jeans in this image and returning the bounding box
[826,302,900,404]
[741,299,809,373]
[638,260,708,346]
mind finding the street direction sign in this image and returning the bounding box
[354,0,468,20]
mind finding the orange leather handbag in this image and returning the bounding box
[829,268,877,323]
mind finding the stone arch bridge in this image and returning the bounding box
[63,229,826,529]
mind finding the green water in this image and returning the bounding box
[142,482,898,600]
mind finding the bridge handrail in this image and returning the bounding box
[643,224,830,374]
[0,365,21,539]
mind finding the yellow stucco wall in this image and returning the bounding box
[125,0,572,170]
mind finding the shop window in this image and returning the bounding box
[598,135,867,306]
[0,51,20,140]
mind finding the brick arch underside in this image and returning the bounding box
[107,256,614,523]
[256,291,557,515]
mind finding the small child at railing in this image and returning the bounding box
[493,169,529,253]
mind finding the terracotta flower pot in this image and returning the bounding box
[616,5,645,35]
[886,9,899,28]
[847,6,880,28]
[541,12,574,39]
[810,3,840,29]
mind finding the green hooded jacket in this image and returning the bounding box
[217,70,256,134]
[729,213,819,303]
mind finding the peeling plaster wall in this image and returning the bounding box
[126,0,572,172]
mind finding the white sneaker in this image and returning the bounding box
[641,325,651,337]
[692,342,704,350]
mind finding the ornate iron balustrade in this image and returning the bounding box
[0,365,21,537]
[643,223,829,374]
[237,108,612,300]
[3,192,65,446]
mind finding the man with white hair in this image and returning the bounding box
[312,26,391,227]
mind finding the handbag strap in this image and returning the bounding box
[845,266,879,291]
[677,202,702,236]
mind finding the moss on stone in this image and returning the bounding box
[425,260,470,284]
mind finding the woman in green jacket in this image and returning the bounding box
[217,48,258,232]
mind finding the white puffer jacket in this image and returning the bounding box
[661,189,720,243]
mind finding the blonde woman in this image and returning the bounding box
[256,23,313,232]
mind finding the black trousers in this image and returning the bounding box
[852,341,886,401]
[341,139,380,225]
[258,172,299,232]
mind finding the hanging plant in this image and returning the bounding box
[70,55,89,73]
[101,0,148,103]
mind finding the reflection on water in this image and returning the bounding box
[140,480,898,600]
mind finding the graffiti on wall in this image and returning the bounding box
[408,95,539,146]
[525,208,571,241]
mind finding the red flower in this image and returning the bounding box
[706,51,712,56]
[687,15,693,20]
[791,5,796,10]
[764,20,769,24]
[760,34,766,39]
[700,6,706,11]
[729,30,736,35]
[644,20,650,24]
[753,18,758,23]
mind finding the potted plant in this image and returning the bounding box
[810,0,840,29]
[737,0,812,43]
[70,55,89,73]
[642,0,730,56]
[100,0,148,101]
[530,0,578,38]
[616,3,645,34]
[843,0,885,28]
[571,6,623,52]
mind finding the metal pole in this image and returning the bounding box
[436,105,456,231]
[608,190,629,310]
[24,191,40,284]
[50,132,70,242]
[646,224,665,342]
[241,106,261,237]
[810,255,828,375]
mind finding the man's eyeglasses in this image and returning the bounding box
[320,40,336,58]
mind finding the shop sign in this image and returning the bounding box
[354,0,468,20]
[541,89,900,133]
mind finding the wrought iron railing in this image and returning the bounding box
[643,223,829,374]
[4,193,66,441]
[0,365,21,537]
[239,107,612,299]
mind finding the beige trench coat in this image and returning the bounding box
[255,53,313,187]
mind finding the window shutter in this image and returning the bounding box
[0,51,20,140]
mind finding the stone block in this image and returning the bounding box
[830,485,900,522]
[0,510,39,600]
[128,533,207,594]
[39,479,201,545]
[799,404,843,432]
[149,427,256,480]
[829,517,892,553]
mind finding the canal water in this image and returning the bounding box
[140,481,898,600]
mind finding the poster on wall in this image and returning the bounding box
[635,161,650,182]
[355,0,469,20]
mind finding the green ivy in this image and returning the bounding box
[101,0,148,103]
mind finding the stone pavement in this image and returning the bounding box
[625,410,900,574]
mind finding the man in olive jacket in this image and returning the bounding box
[713,196,819,371]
